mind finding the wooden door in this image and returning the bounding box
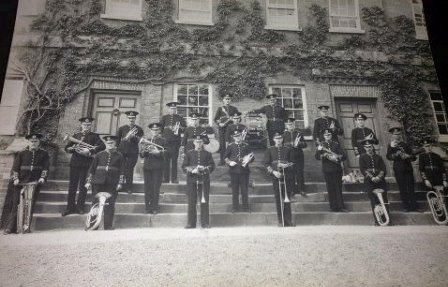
[335,99,381,169]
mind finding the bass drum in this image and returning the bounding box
[204,138,220,153]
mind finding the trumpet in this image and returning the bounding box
[123,126,138,141]
[293,132,303,147]
[426,185,448,225]
[172,121,180,135]
[85,192,112,231]
[372,189,390,226]
[241,152,254,167]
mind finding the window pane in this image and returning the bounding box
[188,85,199,96]
[436,114,446,123]
[272,88,281,95]
[433,102,443,112]
[178,95,187,105]
[438,124,448,135]
[430,92,443,101]
[283,99,293,108]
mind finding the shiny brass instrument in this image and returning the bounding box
[372,189,390,226]
[277,164,291,227]
[172,121,180,135]
[17,181,38,234]
[241,128,248,141]
[123,126,138,141]
[293,132,303,147]
[426,185,448,225]
[241,152,254,167]
[63,134,96,156]
[85,192,112,231]
[317,144,342,163]
[139,137,166,152]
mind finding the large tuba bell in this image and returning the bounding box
[17,182,38,233]
[372,189,390,226]
[85,192,112,231]
[426,185,448,225]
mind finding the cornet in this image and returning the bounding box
[372,189,390,226]
[171,122,180,135]
[426,185,448,225]
[63,134,96,156]
[318,144,342,163]
[123,126,138,141]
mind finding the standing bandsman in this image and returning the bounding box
[283,118,307,196]
[351,113,378,157]
[214,94,239,165]
[359,139,391,226]
[182,135,215,229]
[85,136,124,230]
[116,111,144,194]
[263,133,295,227]
[418,138,448,191]
[224,131,254,213]
[63,117,105,216]
[225,112,247,144]
[140,123,167,214]
[386,127,421,212]
[315,129,347,212]
[313,105,343,145]
[161,102,186,184]
[249,94,288,146]
[4,133,49,234]
[181,112,208,154]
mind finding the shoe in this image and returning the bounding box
[171,179,179,184]
[242,206,250,213]
[185,225,196,229]
[201,224,210,229]
[414,208,424,213]
[300,192,307,197]
[23,229,32,234]
[77,208,85,215]
[3,229,11,235]
[62,210,74,217]
[152,210,158,215]
[340,208,349,213]
[127,190,133,194]
[285,222,296,227]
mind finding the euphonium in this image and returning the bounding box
[373,189,390,226]
[17,182,38,233]
[85,192,112,231]
[426,185,448,225]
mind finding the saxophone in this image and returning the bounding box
[85,192,112,231]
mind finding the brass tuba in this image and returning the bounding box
[373,189,390,226]
[85,192,112,231]
[426,185,448,225]
[17,182,38,233]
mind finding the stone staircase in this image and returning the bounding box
[29,180,436,231]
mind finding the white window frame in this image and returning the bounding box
[269,85,308,133]
[101,0,143,21]
[265,0,301,31]
[174,83,213,125]
[175,0,214,26]
[328,0,364,34]
[429,91,448,142]
[411,0,428,40]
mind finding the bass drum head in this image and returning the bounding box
[204,138,220,153]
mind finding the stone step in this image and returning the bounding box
[34,200,430,214]
[31,212,436,231]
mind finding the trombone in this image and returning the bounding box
[277,162,292,227]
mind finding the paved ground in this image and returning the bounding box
[1,226,448,287]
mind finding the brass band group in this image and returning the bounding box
[3,93,448,234]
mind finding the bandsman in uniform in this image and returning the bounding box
[116,111,144,194]
[161,102,186,184]
[283,118,307,196]
[315,129,347,212]
[63,117,105,216]
[418,138,448,192]
[3,133,49,234]
[224,131,254,213]
[359,139,391,226]
[182,135,215,229]
[85,136,124,230]
[249,94,288,146]
[181,112,208,154]
[140,123,167,214]
[386,127,421,212]
[263,132,295,227]
[313,105,343,145]
[225,112,247,144]
[214,94,239,165]
[351,113,378,157]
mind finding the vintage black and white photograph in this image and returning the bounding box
[0,0,447,286]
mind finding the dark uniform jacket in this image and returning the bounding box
[263,146,295,175]
[313,117,343,143]
[418,152,447,185]
[252,105,288,122]
[214,105,239,127]
[88,150,125,186]
[224,142,254,174]
[139,136,167,170]
[351,127,378,155]
[160,114,186,143]
[12,148,50,183]
[359,153,387,180]
[65,132,105,167]
[283,129,307,158]
[182,149,215,183]
[182,126,207,151]
[225,123,247,143]
[386,141,416,171]
[315,140,346,172]
[116,125,144,155]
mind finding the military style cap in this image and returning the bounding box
[273,132,283,139]
[222,94,233,99]
[321,128,332,135]
[232,112,242,119]
[189,112,200,120]
[388,127,402,135]
[25,133,43,140]
[285,118,295,124]
[232,130,242,137]
[362,139,375,147]
[194,134,210,144]
[266,94,278,99]
[148,122,162,129]
[166,102,179,108]
[354,113,367,120]
[79,117,94,123]
[317,105,330,110]
[103,135,119,142]
[125,111,139,118]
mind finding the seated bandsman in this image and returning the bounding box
[225,112,247,144]
[351,113,378,157]
[359,139,391,226]
[4,133,49,234]
[263,132,295,227]
[419,138,448,191]
[85,136,124,230]
[283,118,307,196]
[225,131,255,213]
[140,123,167,214]
[182,135,215,229]
[315,129,347,212]
[181,112,208,154]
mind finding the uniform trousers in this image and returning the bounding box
[143,169,163,212]
[67,166,89,212]
[186,178,210,227]
[164,142,180,182]
[293,157,305,194]
[123,153,138,192]
[323,170,345,211]
[272,175,293,226]
[218,127,227,163]
[230,173,249,210]
[91,184,117,230]
[394,168,417,210]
